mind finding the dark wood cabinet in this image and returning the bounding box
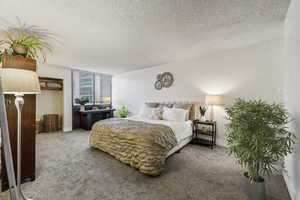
[1,55,36,192]
[78,109,115,130]
[72,105,114,130]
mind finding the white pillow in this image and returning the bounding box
[139,106,160,120]
[162,107,188,122]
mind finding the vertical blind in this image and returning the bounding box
[72,70,112,105]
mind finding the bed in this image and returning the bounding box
[89,103,197,176]
[128,116,193,157]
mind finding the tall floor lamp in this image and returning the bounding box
[0,68,40,200]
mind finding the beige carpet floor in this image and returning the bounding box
[0,130,291,200]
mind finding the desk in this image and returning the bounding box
[79,109,115,130]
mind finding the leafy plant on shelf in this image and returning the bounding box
[117,106,129,118]
[225,98,295,183]
[75,97,89,105]
[0,18,57,63]
[199,105,207,117]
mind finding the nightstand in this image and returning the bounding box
[191,120,216,149]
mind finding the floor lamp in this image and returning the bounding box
[0,68,41,200]
[205,95,224,121]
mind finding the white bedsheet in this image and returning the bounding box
[127,116,193,143]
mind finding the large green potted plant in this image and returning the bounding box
[225,99,295,200]
[0,18,56,62]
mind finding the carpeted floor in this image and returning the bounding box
[0,130,291,200]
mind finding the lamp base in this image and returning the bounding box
[14,94,33,200]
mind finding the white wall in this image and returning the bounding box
[36,90,63,119]
[283,0,300,199]
[37,64,72,132]
[113,39,284,146]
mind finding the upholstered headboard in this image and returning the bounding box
[145,101,204,121]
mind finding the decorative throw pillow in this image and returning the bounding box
[153,108,163,120]
[158,103,173,109]
[174,104,193,120]
[174,103,193,111]
[162,107,188,122]
[139,106,153,118]
[139,106,161,120]
[145,102,159,108]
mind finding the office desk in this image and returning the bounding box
[79,109,115,130]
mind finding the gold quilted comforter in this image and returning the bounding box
[89,118,177,176]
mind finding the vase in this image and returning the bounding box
[240,172,265,200]
[200,115,206,121]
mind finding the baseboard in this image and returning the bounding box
[283,171,296,200]
[63,126,72,132]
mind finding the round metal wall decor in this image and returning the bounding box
[161,72,174,88]
[154,72,174,90]
[156,73,162,81]
[154,80,163,90]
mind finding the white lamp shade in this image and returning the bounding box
[103,97,111,103]
[205,95,224,105]
[0,68,41,94]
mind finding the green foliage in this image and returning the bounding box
[0,18,57,62]
[0,47,13,63]
[117,106,129,118]
[225,99,295,182]
[75,97,89,105]
[199,105,207,116]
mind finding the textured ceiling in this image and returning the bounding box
[1,0,290,74]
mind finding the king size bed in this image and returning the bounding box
[89,103,197,176]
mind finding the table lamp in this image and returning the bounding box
[0,68,40,200]
[103,97,111,104]
[205,95,224,121]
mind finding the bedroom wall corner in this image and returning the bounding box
[112,39,284,147]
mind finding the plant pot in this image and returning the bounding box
[200,115,206,121]
[12,44,28,56]
[241,172,266,200]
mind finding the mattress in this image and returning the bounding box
[167,135,193,157]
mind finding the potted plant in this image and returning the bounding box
[0,18,56,62]
[117,106,129,118]
[199,105,207,121]
[225,99,295,200]
[75,97,89,111]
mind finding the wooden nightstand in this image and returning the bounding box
[191,120,216,149]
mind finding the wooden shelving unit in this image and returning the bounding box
[39,77,63,90]
[191,120,217,149]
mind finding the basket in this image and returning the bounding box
[43,114,59,132]
[35,119,41,134]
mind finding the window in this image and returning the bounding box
[72,70,112,105]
